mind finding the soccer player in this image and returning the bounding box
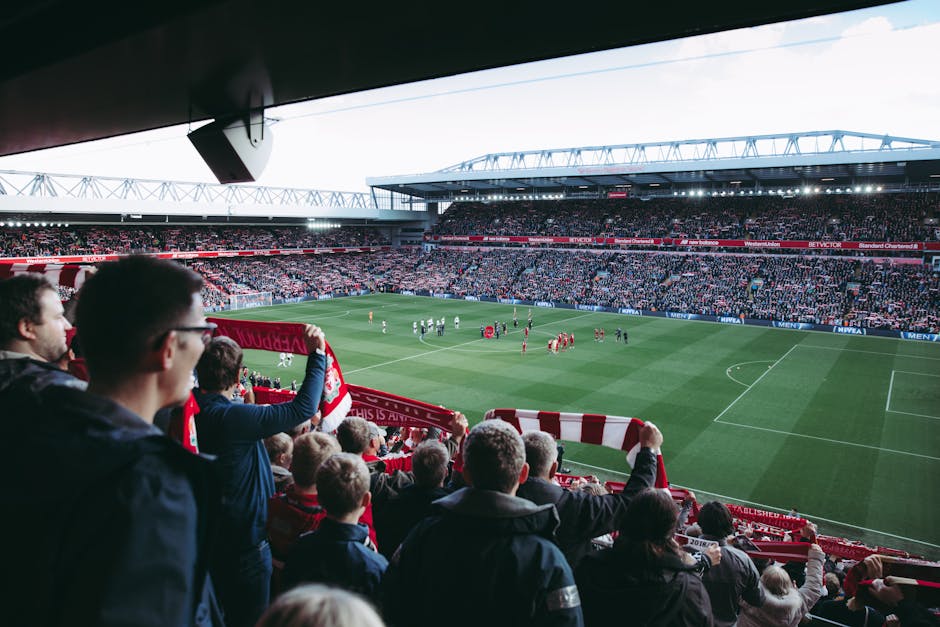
[277,351,288,367]
[454,315,460,329]
[623,329,628,344]
[569,331,574,347]
[599,328,605,342]
[522,339,527,355]
[593,328,599,342]
[382,320,387,334]
[413,321,417,334]
[524,326,529,339]
[369,311,373,325]
[615,327,622,342]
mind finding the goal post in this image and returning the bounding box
[228,291,273,310]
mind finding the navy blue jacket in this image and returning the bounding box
[0,383,222,627]
[282,517,388,602]
[516,447,658,567]
[194,350,325,549]
[383,487,584,627]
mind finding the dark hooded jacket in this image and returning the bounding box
[382,487,584,627]
[0,352,86,395]
[576,541,713,627]
[0,382,222,627]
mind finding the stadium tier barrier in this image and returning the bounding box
[395,289,940,342]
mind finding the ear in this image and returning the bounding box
[548,459,558,480]
[361,490,372,509]
[17,318,37,341]
[518,461,529,486]
[152,330,177,373]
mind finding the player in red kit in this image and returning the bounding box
[594,328,599,342]
[599,327,605,342]
[523,326,529,339]
[521,339,527,355]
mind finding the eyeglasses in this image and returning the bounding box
[169,323,218,346]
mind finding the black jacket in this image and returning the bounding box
[0,383,222,627]
[382,487,584,627]
[576,545,713,627]
[516,447,658,567]
[0,353,85,395]
[373,483,451,559]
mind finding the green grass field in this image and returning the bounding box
[214,293,940,559]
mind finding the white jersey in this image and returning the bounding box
[454,316,460,328]
[277,352,287,367]
[413,321,418,333]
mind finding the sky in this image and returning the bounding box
[1,0,938,193]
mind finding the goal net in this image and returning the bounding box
[228,291,273,310]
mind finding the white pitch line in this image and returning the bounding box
[713,345,799,422]
[801,345,940,362]
[886,370,896,413]
[886,409,940,421]
[563,458,940,549]
[713,420,940,461]
[725,360,775,387]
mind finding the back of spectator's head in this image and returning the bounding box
[697,501,734,538]
[522,431,558,479]
[824,572,841,597]
[463,420,527,493]
[195,336,242,392]
[761,565,794,597]
[75,256,204,385]
[265,432,293,466]
[618,487,680,569]
[0,273,70,361]
[412,440,449,488]
[291,432,341,489]
[336,417,371,454]
[255,584,385,627]
[316,453,370,518]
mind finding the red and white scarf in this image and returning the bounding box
[484,408,668,488]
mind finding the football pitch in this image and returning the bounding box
[214,293,940,558]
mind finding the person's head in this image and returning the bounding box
[412,440,449,488]
[291,432,341,489]
[521,431,558,479]
[824,572,841,597]
[336,416,372,454]
[761,565,794,597]
[195,336,242,392]
[316,453,371,519]
[618,487,680,567]
[255,584,385,627]
[366,422,385,455]
[75,256,209,406]
[289,418,311,439]
[0,273,71,361]
[697,501,735,539]
[462,420,528,494]
[265,432,293,468]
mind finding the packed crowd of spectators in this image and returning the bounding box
[0,225,389,257]
[186,249,938,333]
[431,193,940,242]
[3,255,939,627]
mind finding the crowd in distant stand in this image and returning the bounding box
[0,225,389,258]
[430,194,940,242]
[186,249,938,333]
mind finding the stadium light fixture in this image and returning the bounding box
[865,185,873,192]
[854,186,862,192]
[16,222,22,227]
[876,186,883,191]
[821,177,835,182]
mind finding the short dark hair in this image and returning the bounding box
[291,432,340,488]
[697,501,734,538]
[316,453,369,517]
[0,273,55,346]
[463,420,525,493]
[617,488,681,571]
[196,336,242,392]
[75,256,203,380]
[335,416,372,454]
[412,440,449,488]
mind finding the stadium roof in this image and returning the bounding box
[0,1,899,158]
[367,131,940,201]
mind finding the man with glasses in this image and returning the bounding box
[194,326,326,627]
[0,255,223,626]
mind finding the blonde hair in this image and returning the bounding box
[761,565,794,597]
[257,584,384,627]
